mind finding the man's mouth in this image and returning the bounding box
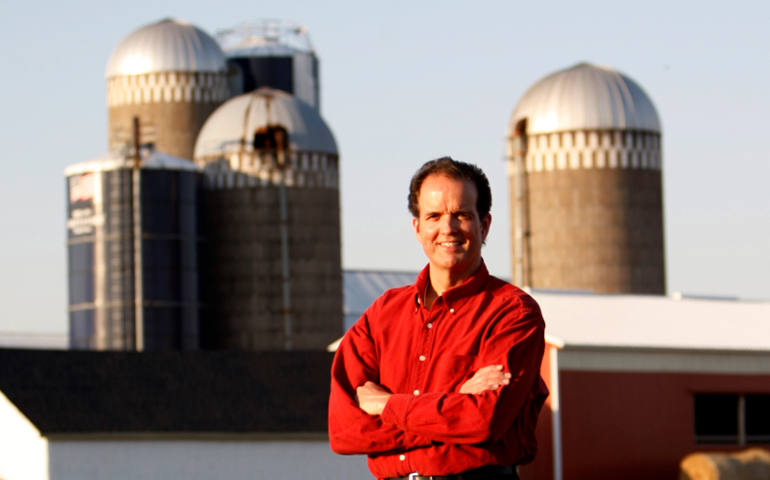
[439,241,462,247]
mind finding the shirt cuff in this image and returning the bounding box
[380,392,413,428]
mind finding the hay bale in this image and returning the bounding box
[680,448,770,480]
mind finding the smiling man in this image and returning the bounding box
[329,157,548,480]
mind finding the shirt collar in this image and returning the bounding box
[413,260,491,307]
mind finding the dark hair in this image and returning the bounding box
[408,156,492,219]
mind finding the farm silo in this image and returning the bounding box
[105,18,229,160]
[216,20,320,110]
[507,62,665,294]
[66,148,201,350]
[194,87,341,350]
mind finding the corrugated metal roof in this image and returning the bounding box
[105,18,226,78]
[510,62,661,135]
[64,149,199,176]
[343,270,417,329]
[193,87,337,159]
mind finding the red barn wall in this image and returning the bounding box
[557,370,770,480]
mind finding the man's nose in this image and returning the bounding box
[439,215,459,233]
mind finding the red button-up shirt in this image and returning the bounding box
[329,262,548,479]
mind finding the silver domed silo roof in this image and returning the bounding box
[510,62,661,135]
[105,18,226,78]
[194,87,338,158]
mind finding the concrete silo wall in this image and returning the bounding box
[107,72,228,160]
[200,185,342,350]
[514,168,665,294]
[509,129,665,294]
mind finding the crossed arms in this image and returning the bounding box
[328,304,545,455]
[356,364,511,415]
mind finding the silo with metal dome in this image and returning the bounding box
[507,62,665,294]
[105,18,229,160]
[194,87,341,350]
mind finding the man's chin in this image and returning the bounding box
[431,257,475,274]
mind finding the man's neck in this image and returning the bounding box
[424,260,481,309]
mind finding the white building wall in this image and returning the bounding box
[0,392,48,480]
[48,437,371,480]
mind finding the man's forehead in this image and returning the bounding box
[419,173,476,192]
[418,174,478,209]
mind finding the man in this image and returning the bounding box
[329,157,548,480]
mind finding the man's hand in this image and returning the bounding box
[459,364,511,394]
[356,381,392,415]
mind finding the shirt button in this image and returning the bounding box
[413,389,420,395]
[426,322,433,329]
[399,454,406,461]
[419,355,426,362]
[449,308,455,314]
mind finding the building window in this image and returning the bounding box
[694,393,770,445]
[694,394,739,444]
[747,394,770,444]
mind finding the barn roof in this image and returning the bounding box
[0,349,331,435]
[534,291,770,352]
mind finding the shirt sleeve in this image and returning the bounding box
[378,298,546,445]
[328,310,433,455]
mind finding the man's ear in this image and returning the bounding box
[412,216,420,238]
[481,214,492,243]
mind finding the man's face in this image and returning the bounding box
[412,174,491,279]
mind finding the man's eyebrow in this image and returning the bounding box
[423,208,474,217]
[453,207,476,215]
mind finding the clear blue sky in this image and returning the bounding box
[1,0,768,333]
